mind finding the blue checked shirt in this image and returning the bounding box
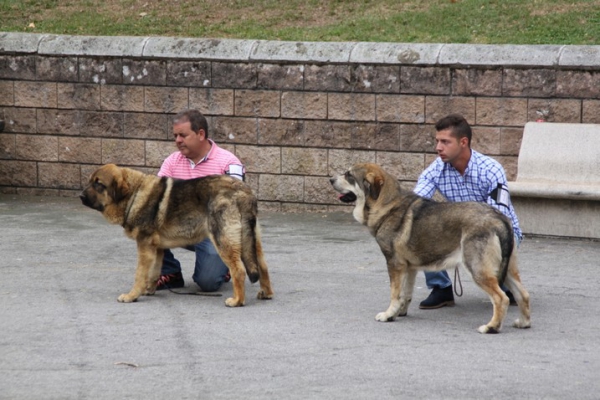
[414,150,522,240]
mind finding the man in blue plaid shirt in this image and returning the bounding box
[413,114,522,309]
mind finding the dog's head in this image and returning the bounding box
[329,163,386,204]
[80,164,130,212]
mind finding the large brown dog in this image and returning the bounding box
[80,164,274,307]
[330,163,531,334]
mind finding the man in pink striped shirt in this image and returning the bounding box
[156,109,245,292]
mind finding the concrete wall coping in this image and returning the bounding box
[2,32,600,67]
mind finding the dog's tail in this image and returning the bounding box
[496,218,515,286]
[239,199,261,284]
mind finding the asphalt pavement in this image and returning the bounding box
[1,194,599,400]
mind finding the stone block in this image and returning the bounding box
[527,99,582,123]
[1,107,36,133]
[212,116,257,144]
[190,88,234,116]
[14,82,57,108]
[401,67,451,95]
[58,137,102,163]
[499,127,523,156]
[305,65,352,92]
[0,81,14,106]
[425,96,476,124]
[452,69,502,96]
[79,57,122,84]
[328,93,376,121]
[122,59,167,85]
[167,61,211,87]
[144,37,255,61]
[304,176,336,204]
[350,42,443,65]
[101,138,145,166]
[257,174,304,202]
[124,113,169,140]
[0,55,36,80]
[282,147,328,175]
[281,92,327,120]
[16,134,58,162]
[376,152,425,180]
[258,118,304,146]
[0,134,15,159]
[582,100,600,124]
[304,120,352,149]
[101,85,145,112]
[0,160,37,186]
[144,87,189,113]
[257,64,303,90]
[471,127,501,155]
[212,62,257,89]
[38,162,81,189]
[36,56,78,82]
[353,123,399,151]
[36,109,79,135]
[475,98,528,126]
[503,68,557,97]
[352,65,400,93]
[38,35,146,57]
[251,41,355,63]
[79,111,124,138]
[400,124,435,152]
[557,70,600,99]
[235,145,281,174]
[376,94,425,123]
[145,140,175,167]
[57,83,101,110]
[234,90,281,118]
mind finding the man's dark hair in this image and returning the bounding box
[173,109,209,138]
[435,114,472,146]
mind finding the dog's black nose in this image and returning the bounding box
[329,177,336,184]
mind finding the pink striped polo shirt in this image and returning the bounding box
[157,140,245,180]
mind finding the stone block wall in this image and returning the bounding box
[1,33,599,211]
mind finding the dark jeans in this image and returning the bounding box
[161,238,229,292]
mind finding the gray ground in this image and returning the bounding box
[1,194,599,400]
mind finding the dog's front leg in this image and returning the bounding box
[144,248,164,296]
[397,269,416,317]
[376,265,403,322]
[118,241,157,303]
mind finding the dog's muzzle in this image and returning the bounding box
[329,176,357,203]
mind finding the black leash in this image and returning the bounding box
[453,268,464,297]
[165,287,223,297]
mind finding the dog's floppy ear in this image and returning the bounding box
[363,171,384,200]
[108,167,129,203]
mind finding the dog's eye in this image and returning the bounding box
[93,180,106,191]
[345,171,356,185]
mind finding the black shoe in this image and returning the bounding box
[156,272,185,290]
[505,290,517,306]
[419,286,455,309]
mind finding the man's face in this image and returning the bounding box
[435,128,467,164]
[173,121,204,160]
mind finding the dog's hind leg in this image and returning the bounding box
[118,241,157,303]
[252,223,274,300]
[473,274,509,334]
[503,252,531,329]
[376,264,405,322]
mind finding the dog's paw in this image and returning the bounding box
[513,318,531,329]
[256,290,273,300]
[225,297,245,307]
[375,312,394,322]
[477,324,500,334]
[117,293,138,303]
